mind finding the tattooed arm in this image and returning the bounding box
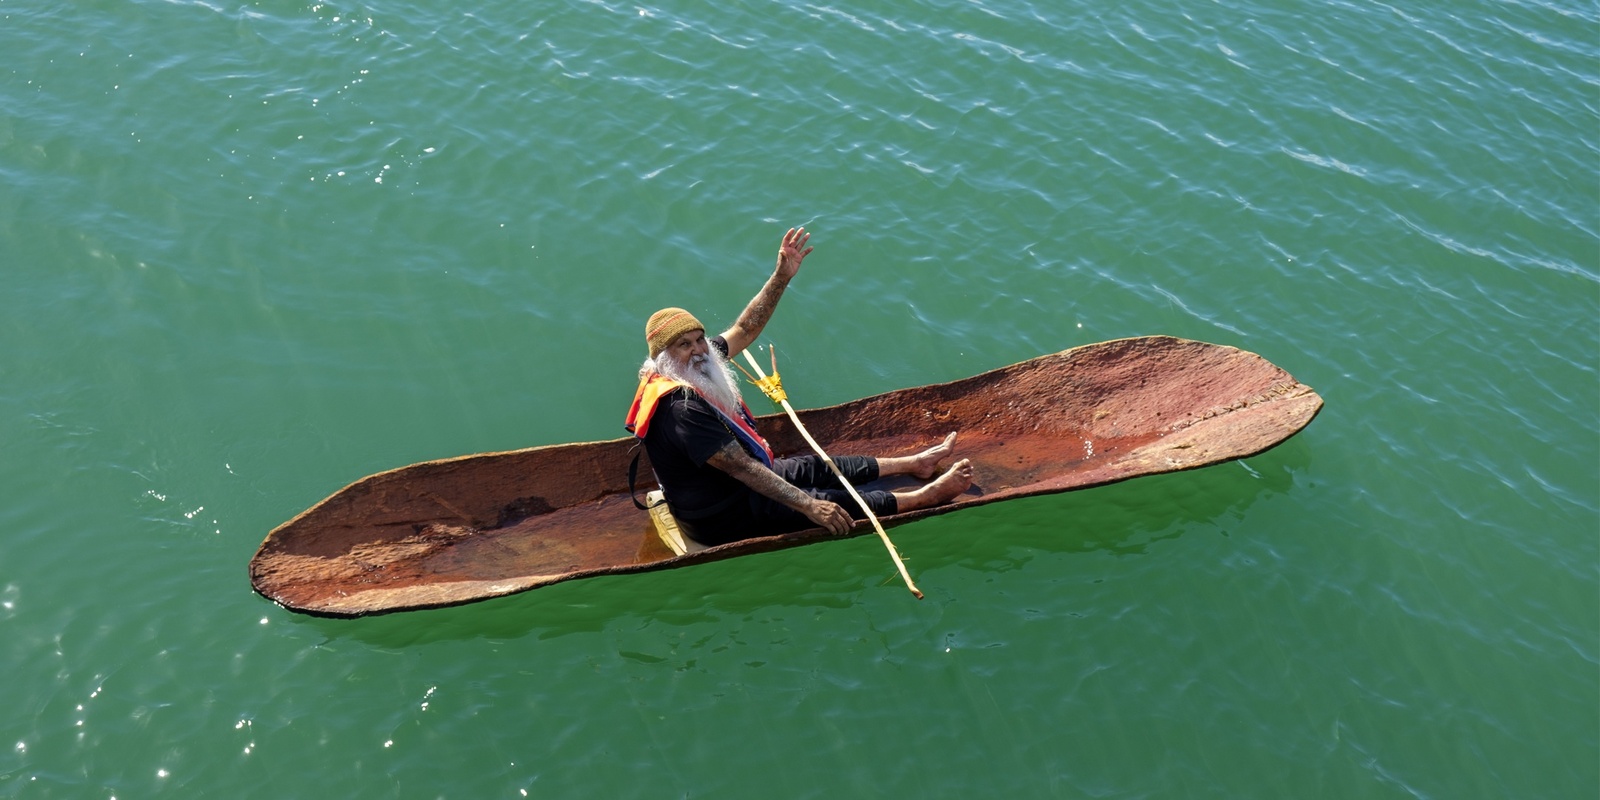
[705,439,852,534]
[722,227,813,359]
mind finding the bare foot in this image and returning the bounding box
[894,458,974,512]
[925,458,973,501]
[907,432,958,479]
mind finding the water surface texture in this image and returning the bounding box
[3,0,1596,797]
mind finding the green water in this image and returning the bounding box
[3,0,1596,797]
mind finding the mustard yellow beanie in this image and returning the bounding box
[645,307,704,359]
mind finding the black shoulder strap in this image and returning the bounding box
[627,444,653,510]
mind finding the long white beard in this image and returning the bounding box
[643,347,747,418]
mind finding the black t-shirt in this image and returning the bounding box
[642,336,752,518]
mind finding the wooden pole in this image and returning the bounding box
[740,348,923,599]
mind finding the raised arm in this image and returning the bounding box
[705,440,852,534]
[721,227,813,359]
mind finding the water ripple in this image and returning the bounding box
[2,0,1596,796]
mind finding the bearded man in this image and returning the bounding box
[625,227,973,546]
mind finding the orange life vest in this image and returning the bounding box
[625,374,774,465]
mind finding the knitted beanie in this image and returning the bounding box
[645,307,705,359]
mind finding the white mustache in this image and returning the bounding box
[653,349,743,416]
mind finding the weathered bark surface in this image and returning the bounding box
[250,336,1323,616]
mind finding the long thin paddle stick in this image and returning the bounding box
[740,347,923,599]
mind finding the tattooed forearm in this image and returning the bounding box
[727,271,790,350]
[706,440,811,512]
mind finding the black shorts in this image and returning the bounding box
[677,455,897,546]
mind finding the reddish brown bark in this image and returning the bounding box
[250,336,1322,616]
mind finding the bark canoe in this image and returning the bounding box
[250,336,1322,617]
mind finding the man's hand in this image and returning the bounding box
[803,497,853,535]
[775,227,813,280]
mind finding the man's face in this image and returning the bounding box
[666,328,711,369]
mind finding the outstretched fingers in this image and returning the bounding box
[783,226,811,251]
[778,227,813,275]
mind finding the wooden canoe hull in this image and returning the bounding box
[250,336,1323,616]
